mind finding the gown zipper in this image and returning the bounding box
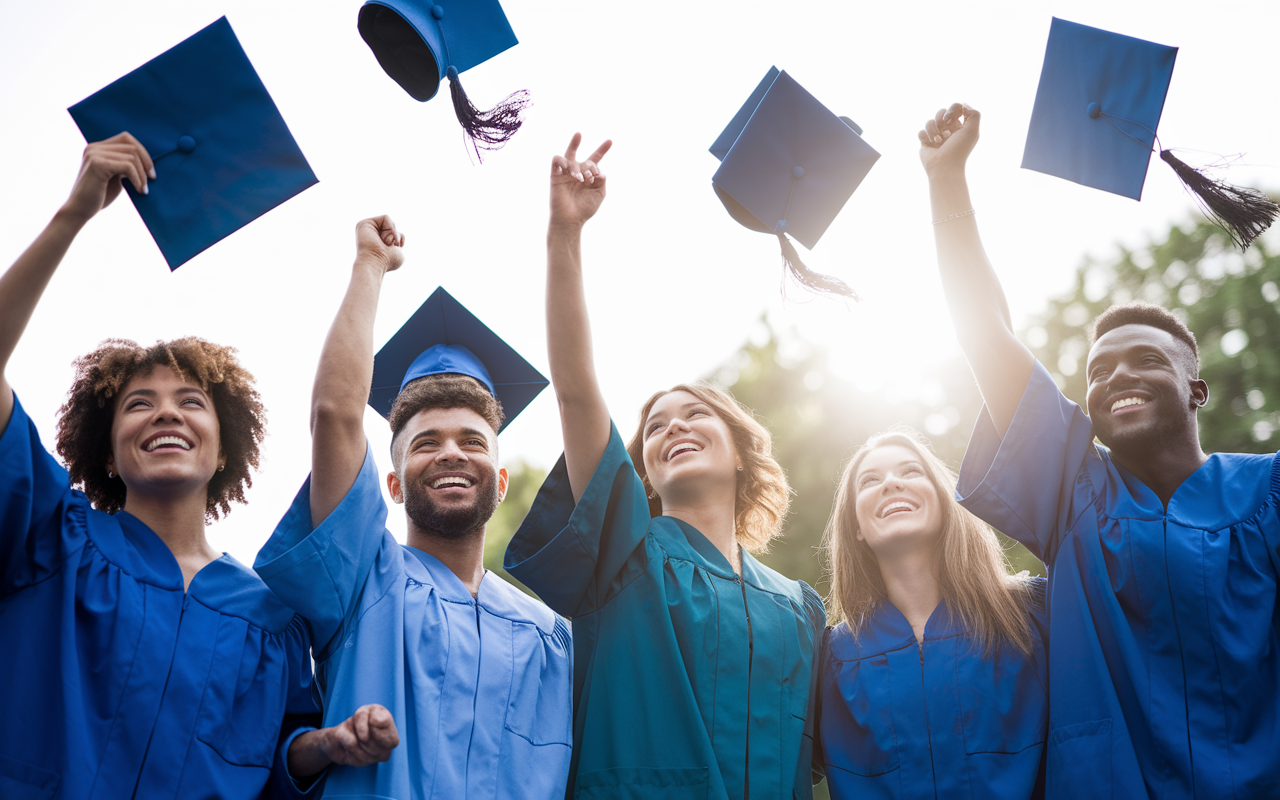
[918,641,939,799]
[739,576,754,799]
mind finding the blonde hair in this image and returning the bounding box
[626,384,790,553]
[822,428,1035,655]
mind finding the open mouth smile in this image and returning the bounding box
[1110,396,1149,414]
[142,434,193,452]
[431,475,476,490]
[878,500,918,518]
[666,441,703,461]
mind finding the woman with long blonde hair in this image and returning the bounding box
[817,429,1048,799]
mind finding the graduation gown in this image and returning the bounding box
[0,394,318,800]
[504,424,827,800]
[817,581,1049,800]
[956,362,1280,799]
[255,445,573,800]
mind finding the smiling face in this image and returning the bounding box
[851,444,944,560]
[640,390,740,506]
[1085,323,1207,452]
[107,365,223,504]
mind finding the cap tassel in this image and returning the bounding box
[1159,149,1279,250]
[777,233,858,300]
[447,67,530,161]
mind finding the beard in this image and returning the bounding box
[402,473,501,541]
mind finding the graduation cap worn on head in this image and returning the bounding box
[710,68,879,299]
[68,17,318,270]
[1023,17,1278,249]
[369,287,547,431]
[359,0,529,159]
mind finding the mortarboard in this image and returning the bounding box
[369,287,547,431]
[359,0,529,159]
[710,68,880,298]
[1023,17,1277,249]
[68,17,318,270]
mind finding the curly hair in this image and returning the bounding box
[54,337,266,520]
[625,383,790,554]
[1092,301,1200,375]
[389,373,505,469]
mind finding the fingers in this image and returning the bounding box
[585,139,612,165]
[551,154,571,177]
[563,132,582,162]
[353,704,371,742]
[112,132,156,180]
[332,705,398,766]
[367,705,400,752]
[924,114,942,146]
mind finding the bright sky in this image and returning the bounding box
[3,0,1277,566]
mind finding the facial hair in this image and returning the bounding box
[402,471,501,541]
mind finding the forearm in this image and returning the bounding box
[286,728,334,780]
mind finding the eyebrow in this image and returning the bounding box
[408,427,491,446]
[646,401,709,425]
[121,386,208,402]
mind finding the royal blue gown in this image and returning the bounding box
[956,362,1280,798]
[504,424,827,799]
[0,393,318,800]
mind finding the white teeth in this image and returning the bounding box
[881,501,916,517]
[668,443,702,460]
[1111,397,1148,413]
[432,476,474,489]
[145,436,191,452]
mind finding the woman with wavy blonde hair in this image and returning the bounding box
[816,429,1049,799]
[504,134,826,799]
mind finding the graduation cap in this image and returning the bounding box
[710,67,880,299]
[369,287,547,431]
[359,0,529,159]
[1023,17,1278,249]
[67,17,318,270]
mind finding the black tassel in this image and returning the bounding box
[1160,149,1279,250]
[777,233,858,300]
[447,66,530,162]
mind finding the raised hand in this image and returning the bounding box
[918,103,980,179]
[354,215,406,275]
[550,133,613,228]
[62,132,155,224]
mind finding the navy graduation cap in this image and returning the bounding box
[369,287,547,430]
[711,68,879,299]
[1023,17,1278,249]
[359,0,529,159]
[68,17,317,270]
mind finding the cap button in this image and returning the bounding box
[1087,101,1102,120]
[792,166,805,180]
[177,135,197,154]
[777,219,788,230]
[431,4,445,19]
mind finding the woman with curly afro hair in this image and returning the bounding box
[0,136,391,799]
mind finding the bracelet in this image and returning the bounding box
[932,208,976,225]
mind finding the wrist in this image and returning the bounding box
[352,253,392,278]
[925,163,968,187]
[52,204,93,233]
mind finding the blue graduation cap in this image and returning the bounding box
[68,17,318,270]
[1023,17,1277,249]
[358,0,529,158]
[369,287,547,431]
[710,68,880,298]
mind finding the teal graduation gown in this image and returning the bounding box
[957,362,1280,799]
[255,445,573,800]
[504,424,827,799]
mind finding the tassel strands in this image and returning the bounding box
[776,233,858,301]
[447,66,530,163]
[1159,149,1279,250]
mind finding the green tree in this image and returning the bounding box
[483,460,547,596]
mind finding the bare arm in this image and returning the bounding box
[287,704,399,779]
[920,104,1033,436]
[546,134,613,501]
[0,134,153,430]
[309,217,405,527]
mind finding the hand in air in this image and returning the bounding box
[355,215,406,274]
[918,103,980,178]
[62,132,155,223]
[320,703,400,767]
[550,133,613,227]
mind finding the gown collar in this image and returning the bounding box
[1107,450,1278,529]
[403,545,559,633]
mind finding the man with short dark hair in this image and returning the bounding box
[255,217,572,799]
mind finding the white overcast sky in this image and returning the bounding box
[2,0,1277,565]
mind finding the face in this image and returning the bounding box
[851,444,944,559]
[107,365,223,502]
[388,406,508,540]
[641,391,740,505]
[1085,324,1207,451]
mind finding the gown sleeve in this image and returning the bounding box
[255,443,389,655]
[504,423,651,618]
[796,584,828,789]
[955,361,1098,565]
[269,615,325,799]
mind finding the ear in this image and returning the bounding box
[496,466,509,503]
[1189,379,1209,410]
[386,471,405,504]
[106,453,116,474]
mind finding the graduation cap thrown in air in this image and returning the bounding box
[68,17,318,270]
[710,68,879,299]
[359,0,529,159]
[369,287,547,431]
[1023,17,1278,250]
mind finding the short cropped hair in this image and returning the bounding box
[388,373,505,468]
[1091,301,1199,374]
[55,337,265,520]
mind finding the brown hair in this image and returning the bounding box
[389,373,504,467]
[625,383,790,554]
[1092,301,1199,375]
[822,429,1035,655]
[54,337,265,520]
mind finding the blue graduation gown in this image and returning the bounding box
[504,424,827,799]
[817,582,1049,800]
[0,394,318,800]
[254,445,573,800]
[956,362,1280,799]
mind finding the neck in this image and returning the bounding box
[877,548,941,645]
[662,490,740,575]
[406,522,488,595]
[1108,430,1209,508]
[122,488,218,590]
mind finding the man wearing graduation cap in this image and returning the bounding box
[255,216,572,799]
[920,104,1280,799]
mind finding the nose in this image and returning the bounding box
[434,438,469,463]
[666,416,692,435]
[151,396,185,423]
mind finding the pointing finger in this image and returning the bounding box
[563,132,582,162]
[586,139,613,165]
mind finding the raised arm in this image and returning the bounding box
[920,104,1033,436]
[547,133,613,501]
[308,217,405,527]
[0,133,153,430]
